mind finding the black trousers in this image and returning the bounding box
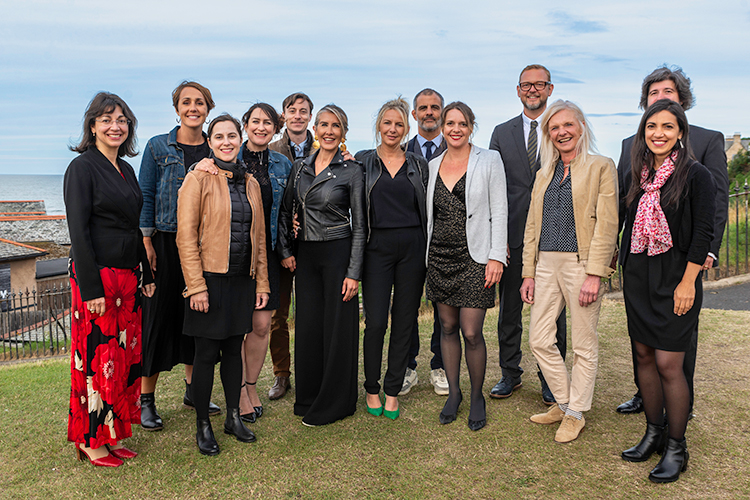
[497,244,566,381]
[630,322,698,410]
[363,228,426,396]
[293,238,359,425]
[192,335,244,420]
[407,302,443,371]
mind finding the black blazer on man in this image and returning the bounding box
[406,135,446,162]
[618,124,729,259]
[489,114,539,249]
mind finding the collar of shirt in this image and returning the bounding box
[291,138,308,158]
[417,133,443,156]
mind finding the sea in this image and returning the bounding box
[0,175,66,215]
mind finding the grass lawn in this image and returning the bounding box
[1,298,748,499]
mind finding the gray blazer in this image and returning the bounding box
[426,144,508,266]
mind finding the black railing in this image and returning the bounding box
[721,180,750,278]
[0,284,71,361]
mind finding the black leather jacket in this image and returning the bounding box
[277,149,366,280]
[355,149,429,242]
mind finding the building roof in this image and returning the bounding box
[0,217,70,245]
[36,257,68,279]
[0,200,46,214]
[0,238,48,262]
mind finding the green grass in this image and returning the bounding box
[1,299,748,499]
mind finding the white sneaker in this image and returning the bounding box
[398,368,418,396]
[430,368,449,395]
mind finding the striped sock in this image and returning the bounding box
[558,403,568,412]
[565,408,583,420]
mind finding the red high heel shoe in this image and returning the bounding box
[75,444,123,467]
[107,445,138,460]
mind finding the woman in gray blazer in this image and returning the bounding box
[425,101,508,431]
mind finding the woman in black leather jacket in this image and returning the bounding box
[355,97,428,420]
[278,104,365,426]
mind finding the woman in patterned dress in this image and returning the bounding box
[425,101,508,431]
[64,92,155,467]
[522,100,618,444]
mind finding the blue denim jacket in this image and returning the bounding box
[139,126,208,236]
[237,143,292,249]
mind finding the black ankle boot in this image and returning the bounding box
[649,437,688,483]
[141,392,163,431]
[622,421,667,462]
[224,408,257,443]
[183,378,222,415]
[196,418,220,456]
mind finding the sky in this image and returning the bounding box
[1,0,749,176]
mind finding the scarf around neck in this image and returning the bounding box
[630,151,677,256]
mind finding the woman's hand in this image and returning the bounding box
[190,291,209,313]
[292,213,300,238]
[484,259,504,288]
[579,275,601,307]
[194,158,219,175]
[520,278,535,304]
[674,261,701,316]
[255,293,269,309]
[142,283,156,298]
[85,297,106,316]
[143,237,157,273]
[341,277,358,302]
[281,256,296,272]
[342,150,355,162]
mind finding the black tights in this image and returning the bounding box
[634,340,689,440]
[192,335,244,420]
[437,304,487,421]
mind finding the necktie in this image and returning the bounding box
[527,121,538,169]
[424,141,435,161]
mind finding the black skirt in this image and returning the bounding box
[183,273,256,340]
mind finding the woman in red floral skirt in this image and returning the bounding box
[64,92,155,467]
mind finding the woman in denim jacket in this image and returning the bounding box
[137,81,221,430]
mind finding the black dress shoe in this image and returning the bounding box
[240,411,257,424]
[439,393,462,424]
[540,381,556,406]
[183,379,222,415]
[140,393,164,431]
[649,437,688,483]
[489,377,522,399]
[616,395,644,414]
[467,397,486,431]
[224,408,257,443]
[254,406,263,419]
[196,418,220,456]
[622,422,667,462]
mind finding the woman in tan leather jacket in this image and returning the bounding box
[520,100,618,444]
[176,114,269,456]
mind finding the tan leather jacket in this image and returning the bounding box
[522,154,619,279]
[176,168,269,298]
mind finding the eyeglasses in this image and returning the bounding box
[95,118,130,126]
[519,81,551,92]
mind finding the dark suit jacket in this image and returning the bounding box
[617,124,729,259]
[64,147,153,301]
[489,114,539,249]
[406,135,446,161]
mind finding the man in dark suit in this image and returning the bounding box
[616,66,729,416]
[488,65,567,404]
[401,88,449,396]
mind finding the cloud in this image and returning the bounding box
[587,113,642,117]
[549,11,608,34]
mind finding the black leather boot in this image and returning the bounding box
[622,421,667,462]
[224,408,257,443]
[140,392,163,431]
[649,437,688,483]
[196,418,220,456]
[183,378,222,415]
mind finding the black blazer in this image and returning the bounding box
[620,160,716,268]
[489,114,539,249]
[64,147,153,301]
[618,124,728,258]
[406,135,447,161]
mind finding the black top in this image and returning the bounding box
[371,160,421,229]
[243,147,273,227]
[178,141,210,175]
[220,158,254,276]
[64,147,153,301]
[539,160,578,252]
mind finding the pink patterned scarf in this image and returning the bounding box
[630,151,676,256]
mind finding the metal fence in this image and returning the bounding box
[1,284,71,361]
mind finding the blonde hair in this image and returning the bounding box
[539,99,597,174]
[374,97,410,150]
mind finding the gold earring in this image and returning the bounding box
[312,135,320,149]
[339,137,347,152]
